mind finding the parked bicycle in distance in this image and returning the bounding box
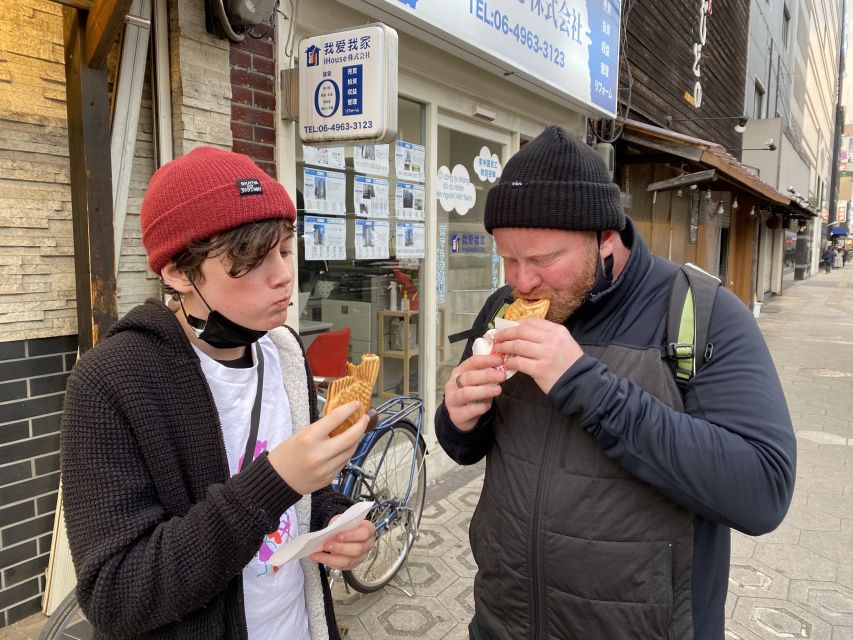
[39,394,427,639]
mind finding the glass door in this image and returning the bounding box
[435,116,510,408]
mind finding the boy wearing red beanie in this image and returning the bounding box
[60,147,373,639]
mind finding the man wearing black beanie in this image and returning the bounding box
[435,126,796,640]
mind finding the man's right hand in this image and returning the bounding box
[445,355,506,431]
[268,401,367,495]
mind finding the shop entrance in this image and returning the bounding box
[434,115,510,406]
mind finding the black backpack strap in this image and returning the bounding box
[448,285,514,344]
[665,263,720,388]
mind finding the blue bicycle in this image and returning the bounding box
[332,395,427,593]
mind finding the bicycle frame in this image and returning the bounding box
[333,395,425,533]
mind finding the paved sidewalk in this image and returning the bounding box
[3,267,852,639]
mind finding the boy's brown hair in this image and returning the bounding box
[163,218,294,296]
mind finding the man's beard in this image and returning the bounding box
[512,239,599,325]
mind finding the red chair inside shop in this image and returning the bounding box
[306,327,351,381]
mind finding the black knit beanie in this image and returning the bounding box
[485,126,625,234]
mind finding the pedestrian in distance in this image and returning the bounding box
[822,245,836,273]
[436,126,796,640]
[60,147,374,640]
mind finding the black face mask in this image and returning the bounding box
[180,285,267,349]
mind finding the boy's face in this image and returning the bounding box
[184,230,295,331]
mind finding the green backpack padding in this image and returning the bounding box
[666,263,721,389]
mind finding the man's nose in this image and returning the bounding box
[514,263,541,292]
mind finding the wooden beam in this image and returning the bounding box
[63,7,118,352]
[85,0,134,69]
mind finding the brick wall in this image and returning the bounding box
[0,335,77,626]
[230,21,277,177]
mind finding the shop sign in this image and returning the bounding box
[688,0,713,108]
[838,200,848,224]
[363,0,621,117]
[299,24,398,145]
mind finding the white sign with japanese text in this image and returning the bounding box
[299,24,398,145]
[362,0,620,117]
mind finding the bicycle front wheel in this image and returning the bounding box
[39,591,94,640]
[343,418,426,593]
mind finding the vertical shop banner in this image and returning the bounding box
[303,216,347,261]
[354,144,391,176]
[304,168,347,215]
[367,0,620,117]
[355,219,391,259]
[395,182,426,220]
[396,222,426,259]
[437,224,447,304]
[303,145,346,169]
[837,200,848,224]
[395,141,426,183]
[354,175,390,217]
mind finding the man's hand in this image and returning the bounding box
[268,401,367,495]
[492,318,584,395]
[444,354,506,431]
[309,518,376,570]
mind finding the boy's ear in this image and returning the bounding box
[161,262,193,294]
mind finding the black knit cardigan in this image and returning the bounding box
[60,300,350,639]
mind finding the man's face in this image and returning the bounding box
[494,227,598,324]
[185,231,295,331]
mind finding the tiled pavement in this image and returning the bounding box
[2,266,852,639]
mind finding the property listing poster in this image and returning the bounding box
[354,175,390,218]
[303,215,347,261]
[395,141,425,183]
[355,219,390,260]
[303,168,347,215]
[354,144,390,176]
[396,221,425,259]
[303,145,346,169]
[395,182,426,220]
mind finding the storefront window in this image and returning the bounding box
[435,123,508,407]
[295,98,425,400]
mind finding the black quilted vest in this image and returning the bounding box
[470,345,694,640]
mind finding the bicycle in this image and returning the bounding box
[331,394,427,594]
[39,394,426,639]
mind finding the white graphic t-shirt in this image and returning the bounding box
[195,336,311,640]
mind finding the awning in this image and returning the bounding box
[621,119,790,205]
[829,227,848,236]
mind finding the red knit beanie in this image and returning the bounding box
[141,146,297,274]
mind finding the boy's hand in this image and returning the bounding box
[308,518,376,570]
[268,401,367,495]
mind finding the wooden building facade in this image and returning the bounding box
[605,0,811,308]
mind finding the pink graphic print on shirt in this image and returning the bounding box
[238,439,268,472]
[244,440,299,577]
